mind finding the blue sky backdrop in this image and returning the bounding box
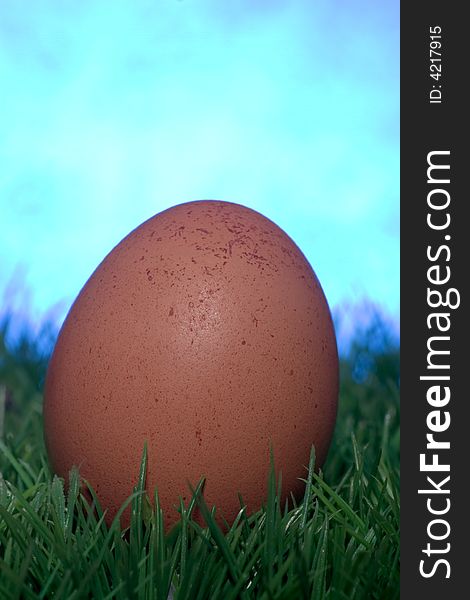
[0,0,399,343]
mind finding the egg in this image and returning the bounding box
[44,200,338,529]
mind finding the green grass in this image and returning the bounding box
[0,313,399,599]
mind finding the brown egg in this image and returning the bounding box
[44,200,338,529]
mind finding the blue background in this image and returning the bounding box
[0,0,399,347]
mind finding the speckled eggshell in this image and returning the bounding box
[44,200,338,530]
